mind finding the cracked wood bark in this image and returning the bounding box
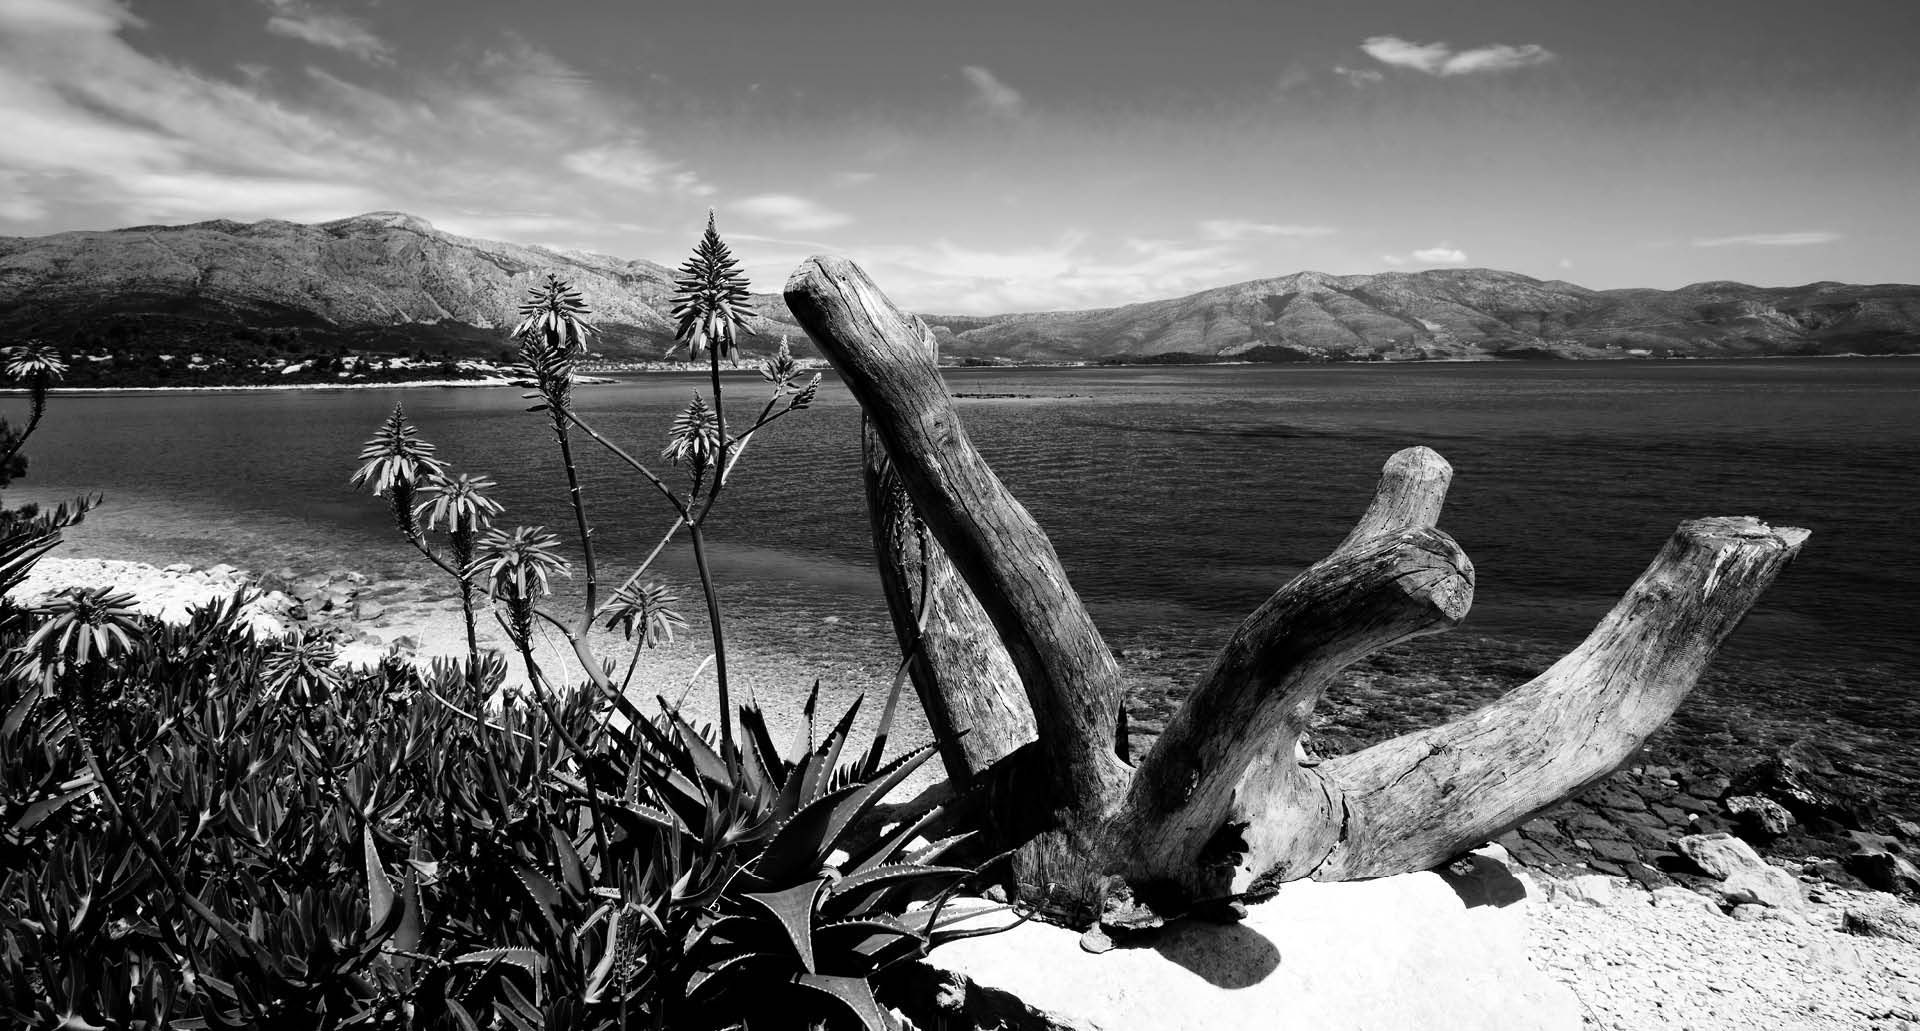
[1108,448,1471,901]
[788,255,1809,923]
[862,396,1034,787]
[1303,515,1809,880]
[786,256,1131,825]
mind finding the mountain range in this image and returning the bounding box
[3,212,1917,363]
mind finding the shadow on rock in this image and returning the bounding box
[1438,852,1530,909]
[1141,919,1283,990]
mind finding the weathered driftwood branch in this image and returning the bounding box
[1111,525,1473,898]
[786,255,1810,925]
[1307,515,1809,880]
[862,385,1033,787]
[786,257,1130,815]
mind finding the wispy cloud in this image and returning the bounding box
[1383,245,1470,267]
[1331,65,1385,87]
[730,194,853,232]
[0,5,708,247]
[961,65,1025,117]
[1198,219,1337,242]
[563,140,710,196]
[260,1,392,64]
[1692,231,1841,248]
[1360,36,1555,76]
[851,233,1249,314]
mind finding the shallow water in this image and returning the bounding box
[16,359,1920,790]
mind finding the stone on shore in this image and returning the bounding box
[1846,851,1920,896]
[1841,905,1920,946]
[1675,832,1805,910]
[1725,794,1794,841]
[893,848,1580,1031]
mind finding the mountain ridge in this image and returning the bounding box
[3,212,1917,363]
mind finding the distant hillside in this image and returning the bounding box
[0,212,804,360]
[924,270,1920,362]
[3,213,1916,365]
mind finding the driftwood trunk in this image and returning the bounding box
[786,256,1809,925]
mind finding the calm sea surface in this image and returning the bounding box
[14,360,1920,781]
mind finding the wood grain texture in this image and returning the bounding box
[786,256,1130,812]
[1112,526,1473,898]
[863,414,1034,788]
[1308,516,1808,880]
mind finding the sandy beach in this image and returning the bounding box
[7,551,932,779]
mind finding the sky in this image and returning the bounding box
[1,0,1915,313]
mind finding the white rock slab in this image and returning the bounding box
[916,854,1581,1031]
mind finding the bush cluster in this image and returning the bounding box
[0,605,1000,1029]
[0,220,1009,1029]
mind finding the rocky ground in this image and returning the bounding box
[1531,871,1920,1030]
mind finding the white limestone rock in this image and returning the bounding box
[904,849,1580,1031]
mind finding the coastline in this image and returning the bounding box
[8,352,1914,396]
[7,549,929,779]
[11,548,1920,1026]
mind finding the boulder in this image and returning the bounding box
[1892,818,1920,840]
[1674,832,1760,880]
[1728,740,1875,831]
[1675,833,1804,910]
[1844,851,1920,895]
[1725,795,1794,841]
[161,562,192,574]
[1840,905,1920,945]
[357,600,386,622]
[896,854,1581,1031]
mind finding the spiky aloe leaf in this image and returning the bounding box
[847,805,946,875]
[512,863,564,938]
[754,741,943,888]
[823,864,975,920]
[453,947,545,980]
[787,678,824,766]
[793,972,894,1031]
[739,703,790,784]
[807,697,865,798]
[683,914,773,972]
[549,824,587,896]
[749,783,864,886]
[393,846,423,957]
[605,800,689,839]
[14,778,95,832]
[660,703,731,786]
[814,912,941,974]
[905,831,978,867]
[685,950,766,1004]
[743,877,831,973]
[812,914,925,962]
[363,827,396,930]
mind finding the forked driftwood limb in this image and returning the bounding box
[786,255,1809,924]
